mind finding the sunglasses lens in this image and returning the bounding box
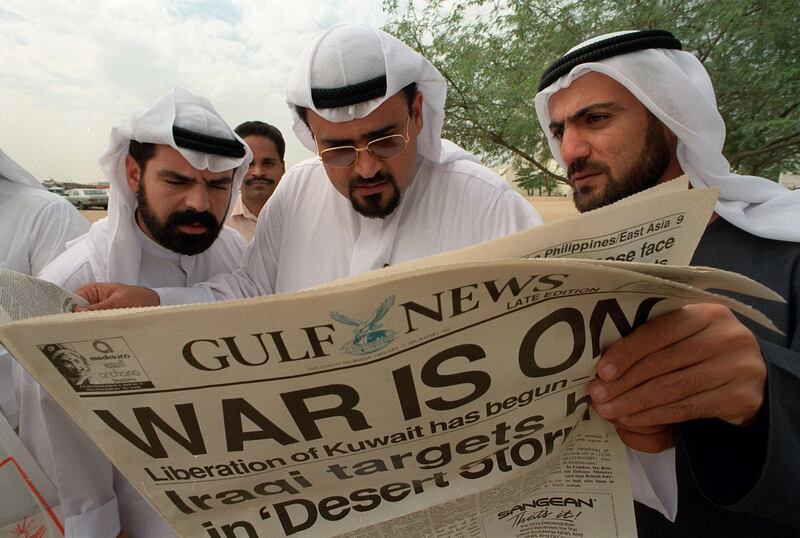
[321,148,357,168]
[368,135,406,159]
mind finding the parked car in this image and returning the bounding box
[65,188,108,210]
[46,186,66,196]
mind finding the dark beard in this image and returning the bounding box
[567,116,673,213]
[136,182,223,255]
[348,172,401,218]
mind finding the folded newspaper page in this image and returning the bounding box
[322,176,719,290]
[0,260,778,537]
[0,270,86,324]
[0,270,80,536]
[0,181,780,537]
[0,411,64,537]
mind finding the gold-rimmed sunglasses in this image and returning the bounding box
[317,117,410,168]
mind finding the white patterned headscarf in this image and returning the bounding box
[87,87,251,284]
[535,30,800,242]
[286,24,470,164]
[0,147,45,190]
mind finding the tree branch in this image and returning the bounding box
[779,100,800,119]
[729,129,800,163]
[697,23,731,63]
[484,131,564,180]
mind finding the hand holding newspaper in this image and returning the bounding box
[0,178,783,538]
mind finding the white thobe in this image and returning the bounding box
[0,181,88,427]
[16,223,245,538]
[159,155,543,304]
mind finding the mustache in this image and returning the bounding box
[350,172,395,188]
[165,209,219,230]
[244,175,275,185]
[567,157,610,180]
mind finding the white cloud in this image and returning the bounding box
[0,0,388,183]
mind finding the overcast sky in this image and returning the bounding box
[0,1,389,184]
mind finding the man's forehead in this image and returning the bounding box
[244,135,279,156]
[547,71,641,118]
[149,144,233,178]
[308,91,408,141]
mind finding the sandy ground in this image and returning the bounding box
[525,195,578,223]
[80,196,578,225]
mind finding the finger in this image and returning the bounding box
[595,322,765,423]
[594,356,729,420]
[590,326,717,403]
[615,378,763,427]
[75,286,160,311]
[596,304,723,381]
[74,283,103,303]
[616,426,677,453]
[76,297,122,312]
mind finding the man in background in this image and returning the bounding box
[226,120,285,240]
[0,148,88,428]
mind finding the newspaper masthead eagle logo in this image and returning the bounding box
[330,296,397,355]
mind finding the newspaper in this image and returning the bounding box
[0,181,781,537]
[0,270,86,323]
[324,176,720,288]
[0,271,80,536]
[0,411,64,536]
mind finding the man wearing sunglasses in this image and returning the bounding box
[78,24,542,306]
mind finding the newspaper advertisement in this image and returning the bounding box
[0,182,781,537]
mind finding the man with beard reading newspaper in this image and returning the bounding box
[535,29,800,536]
[77,23,542,306]
[15,87,251,537]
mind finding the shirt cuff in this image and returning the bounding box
[155,286,213,306]
[627,447,678,521]
[65,496,120,538]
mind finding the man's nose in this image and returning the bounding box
[353,149,381,179]
[184,183,210,212]
[560,128,591,166]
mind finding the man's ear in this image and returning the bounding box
[125,154,141,194]
[659,121,679,151]
[412,91,424,134]
[658,123,684,183]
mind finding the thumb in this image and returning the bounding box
[74,282,110,305]
[75,295,122,312]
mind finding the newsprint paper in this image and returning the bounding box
[0,179,782,538]
[0,270,85,536]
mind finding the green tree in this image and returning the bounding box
[384,0,800,184]
[514,161,559,195]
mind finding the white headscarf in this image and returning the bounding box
[286,24,458,164]
[535,31,800,242]
[0,147,45,190]
[87,87,251,284]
